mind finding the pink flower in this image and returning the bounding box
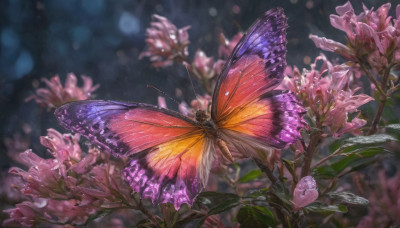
[192,49,216,80]
[354,170,400,227]
[310,2,400,73]
[218,32,243,58]
[139,14,191,67]
[0,173,25,202]
[40,128,82,163]
[178,94,212,119]
[293,176,318,210]
[282,54,373,137]
[4,129,134,226]
[309,35,355,61]
[157,96,167,109]
[3,201,39,227]
[25,73,99,110]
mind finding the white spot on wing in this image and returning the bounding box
[225,91,229,96]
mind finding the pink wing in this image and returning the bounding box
[55,100,214,209]
[211,8,305,158]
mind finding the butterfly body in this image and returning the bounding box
[55,7,305,209]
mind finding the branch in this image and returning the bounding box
[253,158,277,184]
[311,148,343,169]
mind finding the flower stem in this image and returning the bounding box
[358,60,385,96]
[301,131,322,177]
[368,95,387,135]
[367,66,391,135]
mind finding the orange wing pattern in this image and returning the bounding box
[56,101,214,209]
[212,8,288,122]
[212,8,304,155]
[123,134,214,209]
[55,100,199,157]
[217,91,305,150]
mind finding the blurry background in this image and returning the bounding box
[1,0,399,170]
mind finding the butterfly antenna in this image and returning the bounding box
[147,85,180,106]
[184,65,200,110]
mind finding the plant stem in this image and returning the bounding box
[368,66,391,135]
[358,60,385,96]
[134,195,162,228]
[368,95,387,135]
[301,131,322,177]
[253,158,277,184]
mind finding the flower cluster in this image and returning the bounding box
[309,1,400,119]
[139,15,191,67]
[282,54,373,137]
[354,170,400,227]
[25,73,99,110]
[3,129,134,227]
[310,2,400,72]
[140,14,243,93]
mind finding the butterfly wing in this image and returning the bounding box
[55,100,214,209]
[212,8,304,158]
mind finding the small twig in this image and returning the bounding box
[311,148,343,169]
[253,158,277,184]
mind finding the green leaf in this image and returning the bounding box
[270,181,292,209]
[313,147,388,179]
[160,203,178,228]
[197,191,241,215]
[281,159,296,179]
[386,124,400,131]
[238,169,263,183]
[342,134,396,149]
[197,192,239,205]
[136,219,155,228]
[305,202,348,213]
[245,188,268,200]
[237,206,276,228]
[208,198,240,215]
[327,192,369,206]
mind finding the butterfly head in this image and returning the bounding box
[195,110,209,124]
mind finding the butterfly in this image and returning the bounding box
[55,7,305,210]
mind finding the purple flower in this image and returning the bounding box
[139,14,191,67]
[293,176,318,210]
[25,73,99,110]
